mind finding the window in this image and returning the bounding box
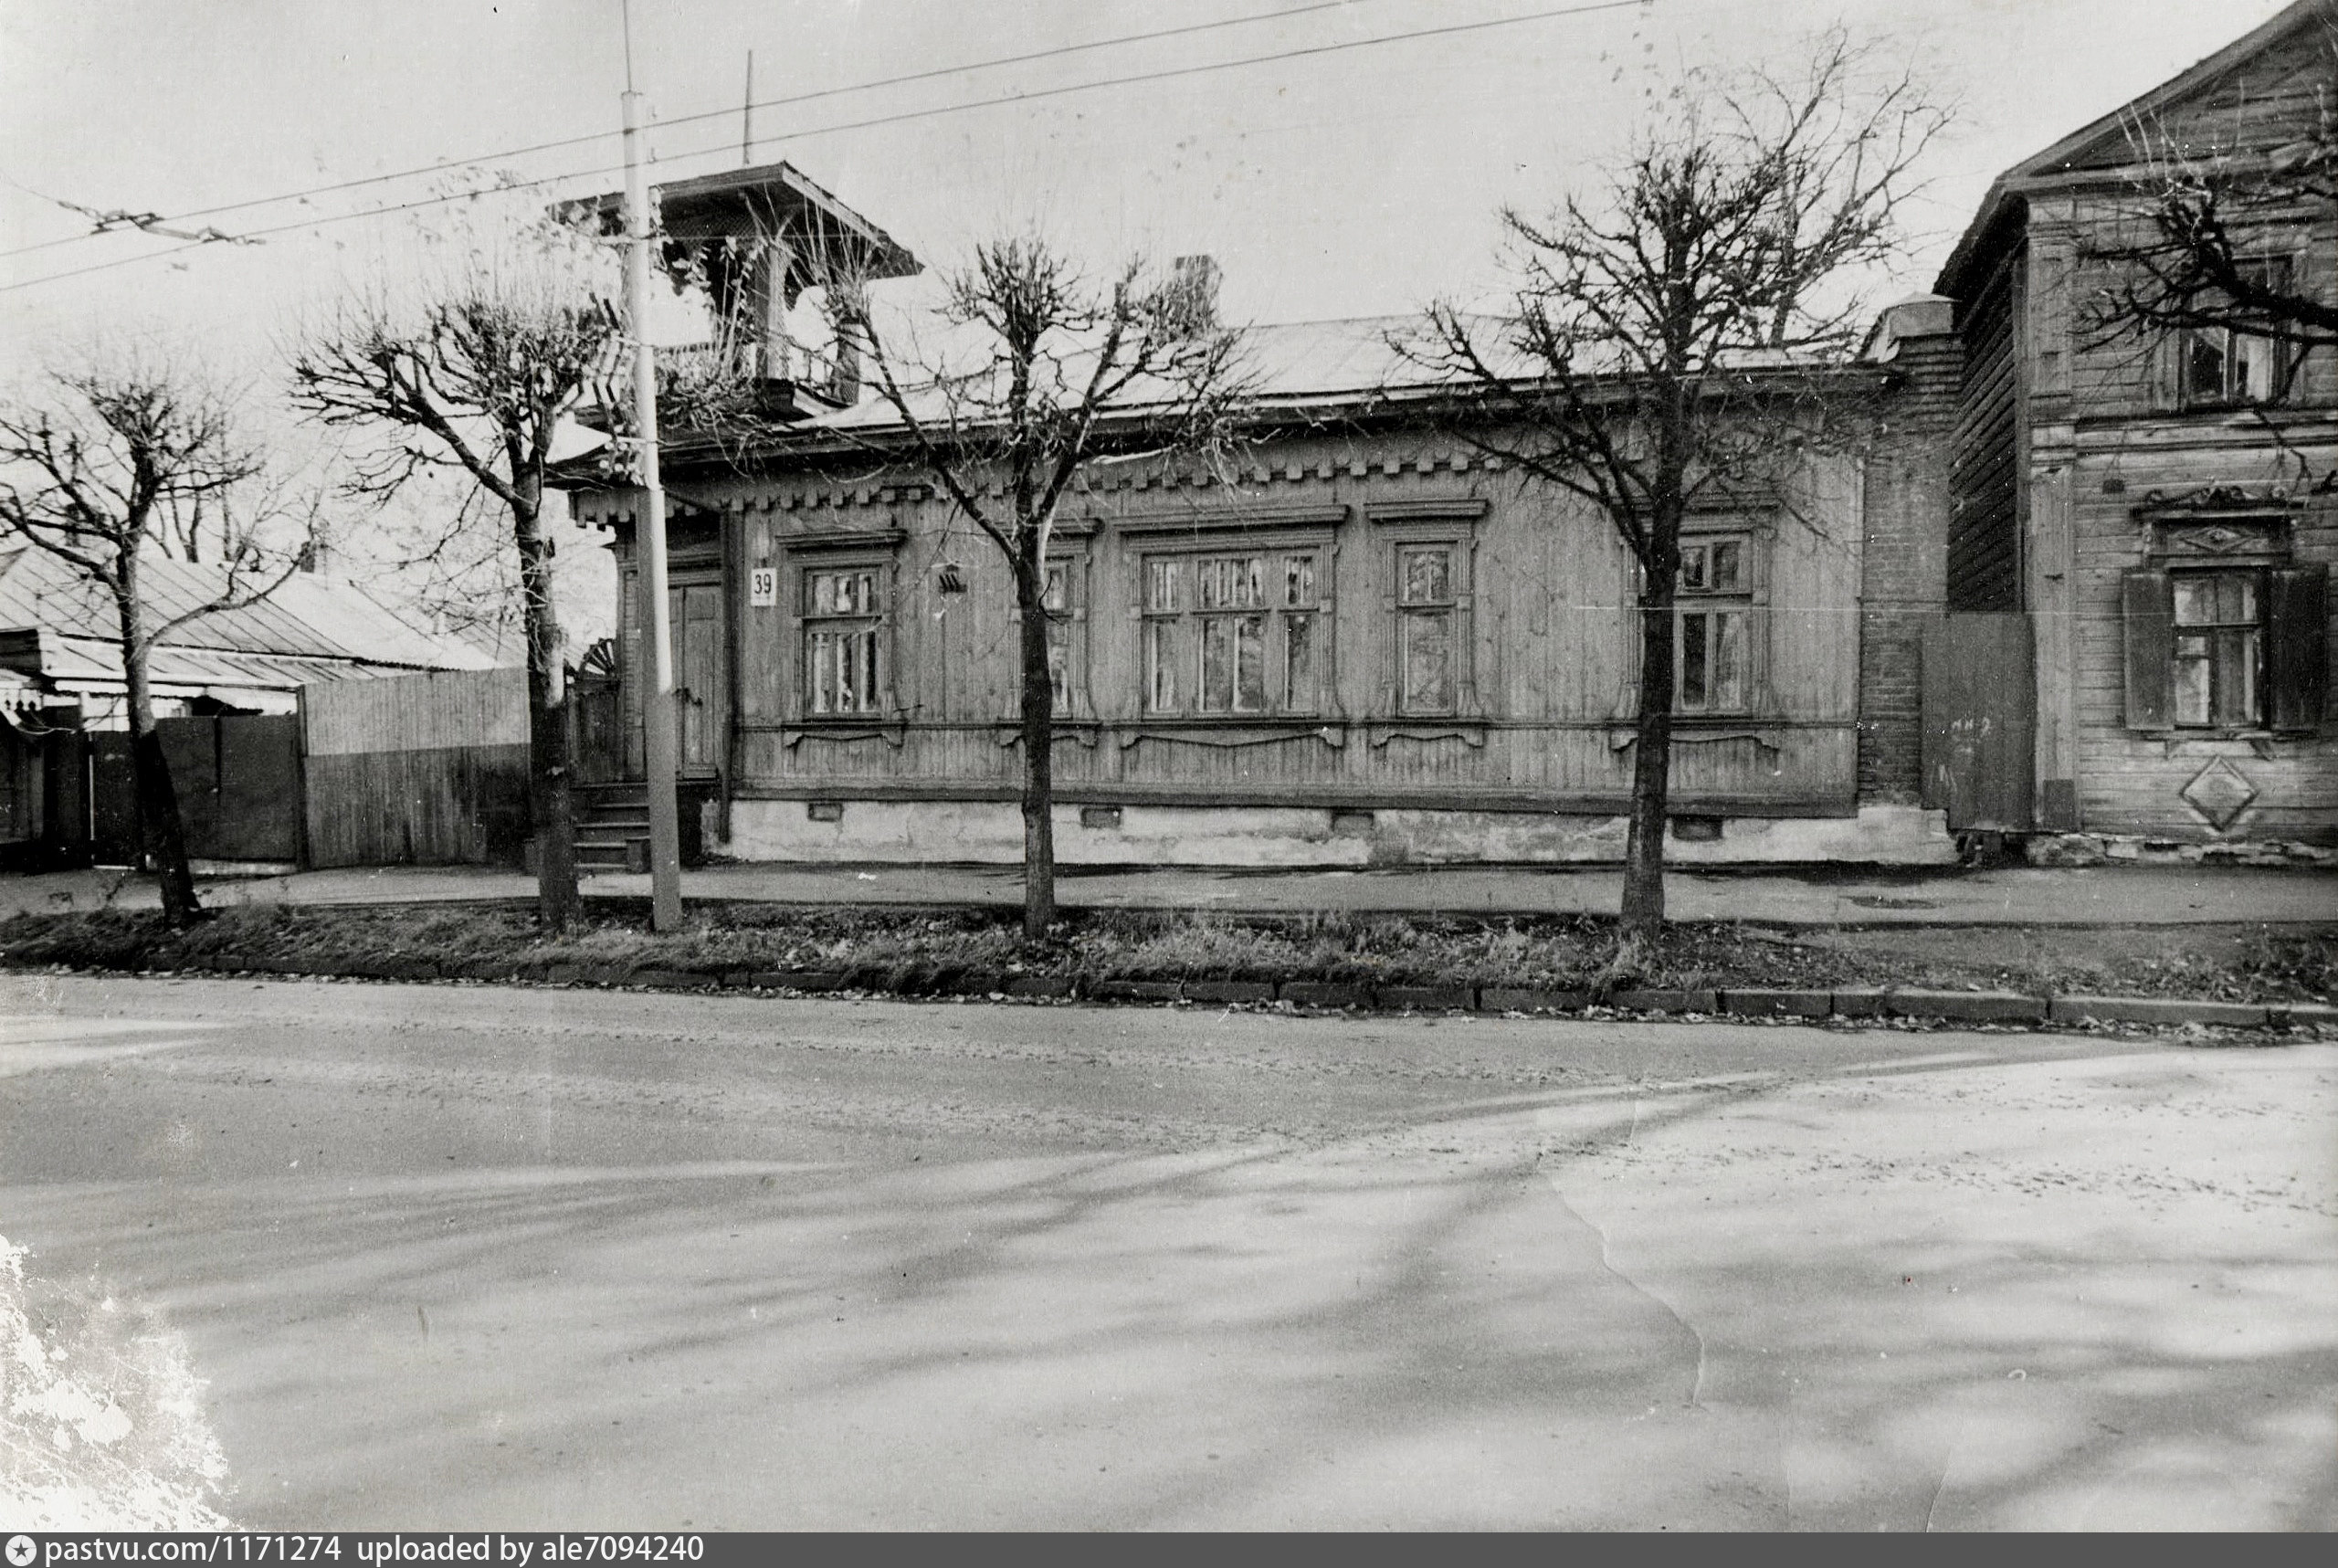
[1040,558,1082,711]
[2171,571,2263,728]
[2122,545,2328,734]
[1396,543,1457,714]
[2178,258,2300,408]
[801,563,886,715]
[1141,549,1324,716]
[1676,535,1753,713]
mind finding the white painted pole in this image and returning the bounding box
[623,82,685,931]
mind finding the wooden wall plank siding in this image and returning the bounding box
[300,667,533,867]
[600,428,1870,821]
[1949,251,2024,612]
[301,668,528,756]
[301,745,533,868]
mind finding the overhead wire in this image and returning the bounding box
[2,0,1413,260]
[1,0,1653,294]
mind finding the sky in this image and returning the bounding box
[0,0,2300,637]
[0,0,2299,361]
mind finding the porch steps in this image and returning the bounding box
[573,783,650,872]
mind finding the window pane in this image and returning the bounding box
[842,632,864,711]
[1235,616,1265,712]
[1200,616,1232,712]
[1711,540,1743,593]
[1198,556,1264,610]
[1144,621,1178,711]
[2214,627,2260,726]
[2234,335,2277,402]
[1283,613,1315,710]
[806,631,830,713]
[2186,333,2229,401]
[2220,575,2257,623]
[1680,612,1709,709]
[1043,563,1070,613]
[1145,560,1180,612]
[1402,609,1453,711]
[1284,555,1316,608]
[2174,634,2210,726]
[1712,610,1746,710]
[2173,577,2211,626]
[1401,547,1451,605]
[1680,545,1707,591]
[1047,617,1069,707]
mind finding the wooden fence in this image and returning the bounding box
[301,667,533,867]
[87,716,303,865]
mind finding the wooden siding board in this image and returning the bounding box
[301,744,532,868]
[301,668,527,756]
[617,428,1874,820]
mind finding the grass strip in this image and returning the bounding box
[0,901,2329,1005]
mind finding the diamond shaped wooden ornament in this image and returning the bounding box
[2179,756,2259,831]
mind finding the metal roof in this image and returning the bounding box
[0,548,502,696]
[552,158,920,281]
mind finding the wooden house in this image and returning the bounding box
[1930,0,2336,858]
[553,163,1955,867]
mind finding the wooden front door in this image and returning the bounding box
[669,580,726,777]
[1921,612,2036,832]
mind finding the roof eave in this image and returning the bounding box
[1935,0,2333,302]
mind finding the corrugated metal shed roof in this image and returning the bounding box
[0,547,501,689]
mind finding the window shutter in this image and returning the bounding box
[2268,563,2330,732]
[2121,567,2174,730]
[1377,574,1397,714]
[780,556,802,719]
[2145,332,2184,413]
[882,556,900,713]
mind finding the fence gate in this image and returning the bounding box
[1921,612,2036,833]
[84,715,302,865]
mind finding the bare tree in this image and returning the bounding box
[0,356,317,927]
[835,237,1245,938]
[1409,32,1946,983]
[290,245,620,931]
[2088,12,2337,353]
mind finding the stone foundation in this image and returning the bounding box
[2023,832,2335,869]
[717,799,1957,868]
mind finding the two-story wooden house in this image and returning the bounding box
[1930,0,2335,859]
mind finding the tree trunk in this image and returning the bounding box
[1016,545,1057,940]
[1612,580,1676,985]
[515,489,580,931]
[116,561,202,929]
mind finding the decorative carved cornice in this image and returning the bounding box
[2130,483,2306,520]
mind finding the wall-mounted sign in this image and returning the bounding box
[749,566,777,607]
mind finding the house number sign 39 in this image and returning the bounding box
[749,567,777,607]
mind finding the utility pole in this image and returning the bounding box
[742,51,755,165]
[622,7,685,931]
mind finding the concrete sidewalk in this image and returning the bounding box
[4,858,2332,927]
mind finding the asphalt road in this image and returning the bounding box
[3,974,2333,1530]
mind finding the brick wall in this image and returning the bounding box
[1859,331,1961,801]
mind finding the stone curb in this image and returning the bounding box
[1882,988,2050,1024]
[7,952,2324,1033]
[2048,994,2266,1028]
